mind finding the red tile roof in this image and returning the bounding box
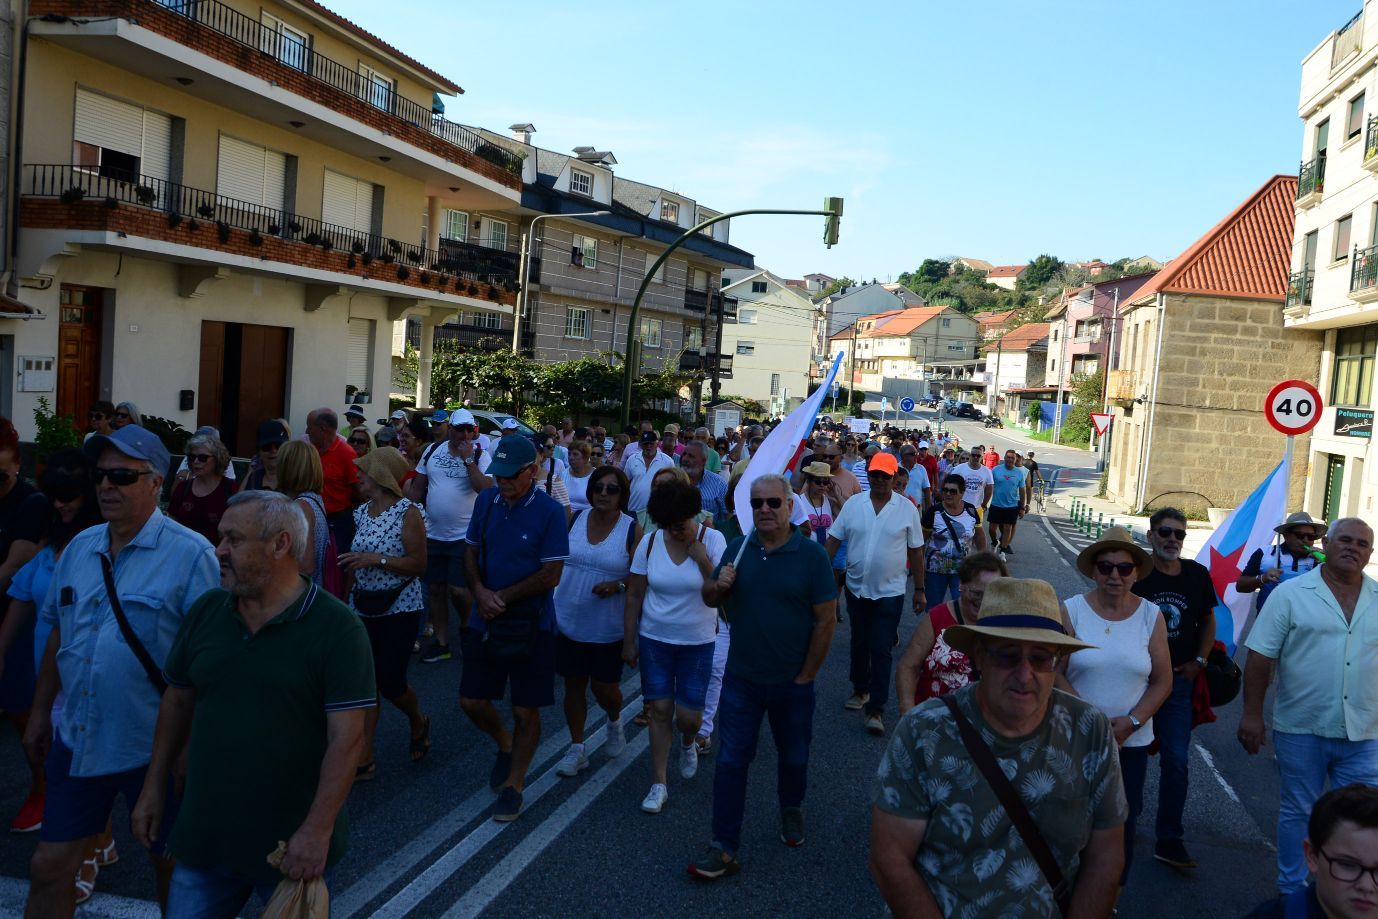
[862,306,952,337]
[982,322,1050,353]
[295,0,463,93]
[976,309,1018,326]
[986,265,1026,278]
[1123,175,1296,306]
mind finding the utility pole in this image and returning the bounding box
[847,317,859,415]
[709,291,726,404]
[1052,289,1070,443]
[990,338,1003,418]
[1096,287,1120,473]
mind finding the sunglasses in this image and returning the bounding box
[591,452,605,458]
[1095,561,1138,577]
[1290,531,1318,541]
[187,454,212,464]
[93,467,151,486]
[749,496,784,509]
[941,487,961,495]
[590,482,621,495]
[985,646,1061,673]
[113,411,131,420]
[348,438,369,446]
[1155,526,1187,541]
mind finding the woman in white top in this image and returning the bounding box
[623,478,726,815]
[563,440,595,512]
[552,465,641,778]
[1063,526,1172,888]
[532,437,571,516]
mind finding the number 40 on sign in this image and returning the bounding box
[1264,379,1323,436]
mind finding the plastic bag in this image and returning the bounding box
[260,841,329,919]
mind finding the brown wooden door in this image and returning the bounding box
[57,286,102,424]
[198,321,288,457]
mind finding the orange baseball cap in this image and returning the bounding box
[868,453,898,476]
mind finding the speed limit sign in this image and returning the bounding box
[1264,379,1323,436]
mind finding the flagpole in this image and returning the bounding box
[731,527,754,568]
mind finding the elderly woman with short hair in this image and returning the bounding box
[167,434,235,546]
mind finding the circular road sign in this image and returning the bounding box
[899,397,916,413]
[1264,379,1323,436]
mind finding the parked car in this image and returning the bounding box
[470,409,538,438]
[953,401,980,418]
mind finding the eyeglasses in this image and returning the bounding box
[348,438,369,446]
[984,646,1061,673]
[187,454,212,464]
[1095,560,1138,577]
[1155,526,1187,541]
[113,411,131,420]
[591,452,605,458]
[1290,530,1318,542]
[749,496,784,509]
[590,482,621,495]
[93,467,151,486]
[941,487,961,496]
[1318,847,1378,886]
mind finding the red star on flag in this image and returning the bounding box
[1208,543,1247,602]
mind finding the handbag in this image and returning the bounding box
[352,578,416,616]
[940,696,1071,917]
[98,554,168,696]
[1204,640,1242,707]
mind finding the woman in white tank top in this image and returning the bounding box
[1064,527,1173,892]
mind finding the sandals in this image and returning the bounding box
[410,717,432,763]
[633,704,651,727]
[354,761,376,782]
[74,857,98,905]
[95,839,119,867]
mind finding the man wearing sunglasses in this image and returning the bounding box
[24,425,219,917]
[1129,507,1219,871]
[1238,511,1325,612]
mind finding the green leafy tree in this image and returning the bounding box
[1018,254,1064,291]
[1057,369,1103,445]
[914,259,951,285]
[538,355,622,410]
[817,277,855,299]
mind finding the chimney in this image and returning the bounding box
[509,123,536,144]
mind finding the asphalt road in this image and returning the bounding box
[0,411,1286,917]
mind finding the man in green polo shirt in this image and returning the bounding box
[132,491,375,914]
[690,473,838,879]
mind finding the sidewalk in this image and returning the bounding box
[1047,478,1214,559]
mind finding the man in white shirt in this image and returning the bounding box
[825,452,925,736]
[625,431,676,512]
[898,445,931,512]
[959,446,995,520]
[413,409,493,663]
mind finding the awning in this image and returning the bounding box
[431,93,446,115]
[0,291,39,317]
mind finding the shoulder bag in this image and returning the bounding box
[98,554,168,696]
[940,695,1071,917]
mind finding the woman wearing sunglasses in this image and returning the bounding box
[167,434,235,547]
[84,401,116,442]
[552,465,640,778]
[348,425,375,459]
[239,419,290,493]
[1065,526,1173,894]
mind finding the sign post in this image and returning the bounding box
[899,396,915,427]
[1089,412,1113,436]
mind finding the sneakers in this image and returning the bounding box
[844,691,870,711]
[489,750,513,791]
[641,783,669,814]
[556,744,589,777]
[1002,544,1015,555]
[1154,839,1197,869]
[694,734,713,756]
[605,718,626,757]
[10,793,43,833]
[418,640,451,663]
[780,807,805,847]
[688,844,740,879]
[865,713,885,735]
[492,787,523,822]
[680,742,699,779]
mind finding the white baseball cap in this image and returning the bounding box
[389,409,408,420]
[450,408,476,426]
[501,418,520,431]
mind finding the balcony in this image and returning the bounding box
[1297,156,1326,209]
[1072,330,1102,344]
[31,0,523,194]
[712,293,737,320]
[1286,268,1315,312]
[1352,246,1378,303]
[1332,10,1364,73]
[1107,369,1137,402]
[22,164,517,304]
[408,320,510,353]
[1365,116,1378,171]
[684,288,709,312]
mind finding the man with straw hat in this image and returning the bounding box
[871,578,1127,919]
[1237,511,1326,612]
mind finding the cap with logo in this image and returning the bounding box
[449,408,476,428]
[501,418,521,431]
[86,424,171,479]
[488,434,537,478]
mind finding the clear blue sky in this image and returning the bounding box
[331,0,1357,280]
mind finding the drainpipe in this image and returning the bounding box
[7,12,32,295]
[1134,293,1168,513]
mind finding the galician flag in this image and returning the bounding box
[733,351,844,536]
[1191,452,1292,653]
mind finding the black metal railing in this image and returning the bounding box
[1353,245,1378,293]
[1287,268,1315,309]
[678,350,703,372]
[140,0,523,175]
[406,319,510,353]
[1366,116,1378,162]
[1298,155,1327,199]
[24,164,520,286]
[718,294,738,320]
[1333,9,1365,70]
[684,288,708,312]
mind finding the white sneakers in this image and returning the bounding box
[556,744,589,777]
[641,783,669,813]
[605,718,625,757]
[680,742,699,779]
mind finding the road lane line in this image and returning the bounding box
[333,674,641,919]
[363,692,645,919]
[1036,499,1087,563]
[1193,742,1241,805]
[440,730,652,918]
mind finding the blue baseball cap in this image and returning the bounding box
[488,434,536,478]
[430,409,449,423]
[85,424,171,478]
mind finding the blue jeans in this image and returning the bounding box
[1152,673,1194,844]
[711,673,815,855]
[1119,745,1149,885]
[846,591,904,716]
[638,636,715,710]
[1273,732,1378,893]
[166,861,325,919]
[922,571,961,609]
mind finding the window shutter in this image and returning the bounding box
[140,110,172,181]
[74,89,146,159]
[323,169,372,232]
[346,318,374,396]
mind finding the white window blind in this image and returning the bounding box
[73,89,172,180]
[322,169,374,233]
[480,217,508,250]
[216,135,286,207]
[346,318,374,398]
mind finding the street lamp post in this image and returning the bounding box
[512,210,611,353]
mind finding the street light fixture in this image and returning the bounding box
[511,210,611,352]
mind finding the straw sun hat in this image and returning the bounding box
[354,446,409,498]
[1075,525,1153,580]
[944,578,1096,656]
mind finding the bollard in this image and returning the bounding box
[1071,498,1079,522]
[1095,512,1103,537]
[1096,520,1103,539]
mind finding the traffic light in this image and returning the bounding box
[823,196,843,248]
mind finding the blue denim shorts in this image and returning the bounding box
[41,737,176,850]
[639,635,715,710]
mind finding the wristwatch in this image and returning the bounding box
[616,580,627,593]
[379,556,388,568]
[1128,714,1142,730]
[1195,655,1208,668]
[461,457,474,467]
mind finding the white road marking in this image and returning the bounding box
[1037,500,1090,563]
[364,692,645,919]
[439,730,652,918]
[1193,742,1241,805]
[333,675,641,918]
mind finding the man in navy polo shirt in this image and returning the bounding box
[462,435,569,823]
[690,473,838,879]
